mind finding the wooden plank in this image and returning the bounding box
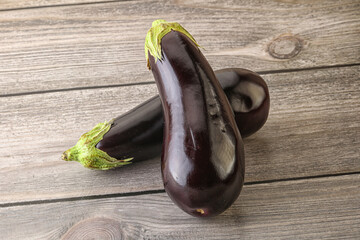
[0,0,359,95]
[1,65,359,204]
[1,174,359,239]
[0,0,107,10]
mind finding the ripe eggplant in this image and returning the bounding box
[145,20,245,217]
[61,67,269,170]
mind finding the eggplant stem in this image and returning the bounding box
[62,120,133,170]
[145,19,200,69]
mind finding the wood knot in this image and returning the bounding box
[62,217,123,240]
[268,35,303,59]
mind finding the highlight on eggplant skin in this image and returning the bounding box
[145,19,245,217]
[216,68,270,138]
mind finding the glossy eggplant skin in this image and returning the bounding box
[148,30,245,217]
[96,95,164,161]
[96,68,269,161]
[218,68,270,137]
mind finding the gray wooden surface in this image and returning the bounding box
[1,0,359,239]
[2,174,359,239]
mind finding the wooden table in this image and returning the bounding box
[1,0,359,239]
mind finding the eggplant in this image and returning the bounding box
[62,40,269,170]
[61,67,269,170]
[145,20,244,217]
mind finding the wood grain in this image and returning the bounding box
[1,66,359,204]
[0,0,120,10]
[1,174,359,239]
[0,0,359,95]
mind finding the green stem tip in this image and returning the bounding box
[145,19,200,69]
[62,120,132,170]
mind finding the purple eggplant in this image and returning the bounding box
[62,50,269,170]
[145,20,245,217]
[62,68,269,170]
[62,67,269,170]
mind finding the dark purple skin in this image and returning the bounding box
[96,95,164,161]
[217,68,270,138]
[96,68,269,162]
[148,30,245,217]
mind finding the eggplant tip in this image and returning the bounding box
[196,209,205,215]
[61,151,69,161]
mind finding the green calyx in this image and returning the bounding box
[145,19,200,69]
[62,120,132,170]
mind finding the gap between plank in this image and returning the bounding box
[256,63,360,75]
[0,81,155,98]
[1,63,359,98]
[0,0,133,12]
[1,171,359,208]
